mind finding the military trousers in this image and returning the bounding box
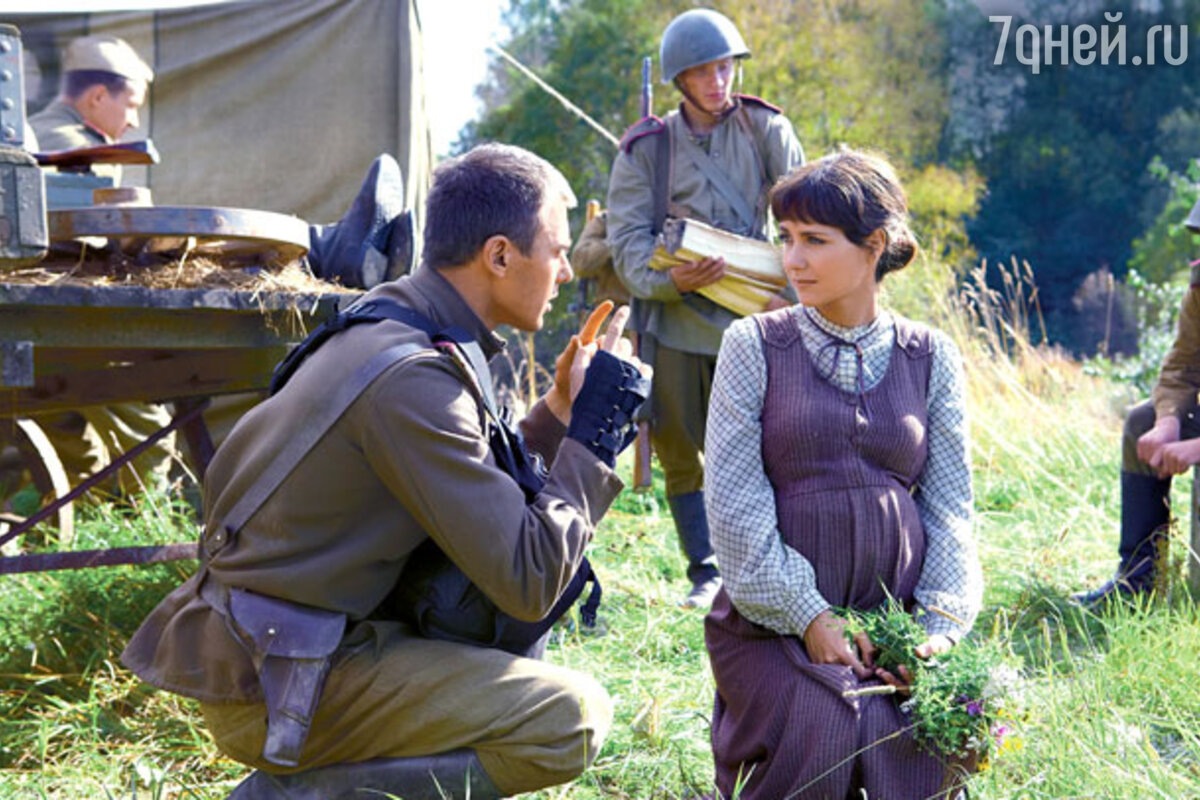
[648,342,715,497]
[31,402,176,495]
[200,620,612,796]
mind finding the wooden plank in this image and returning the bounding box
[0,302,319,350]
[0,543,197,575]
[0,347,285,415]
[0,280,344,312]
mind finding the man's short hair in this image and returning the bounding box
[422,143,576,270]
[62,69,130,100]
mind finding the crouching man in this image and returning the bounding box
[122,143,650,799]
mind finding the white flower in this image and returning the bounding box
[981,664,1021,702]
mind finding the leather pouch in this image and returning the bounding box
[228,588,346,767]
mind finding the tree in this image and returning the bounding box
[945,0,1200,350]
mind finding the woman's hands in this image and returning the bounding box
[804,610,955,691]
[804,610,876,679]
[873,634,955,694]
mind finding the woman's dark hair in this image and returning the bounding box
[422,143,575,270]
[769,149,917,281]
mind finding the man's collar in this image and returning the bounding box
[674,95,739,136]
[398,267,506,360]
[52,99,114,144]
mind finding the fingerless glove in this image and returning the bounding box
[565,351,651,466]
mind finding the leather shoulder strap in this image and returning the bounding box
[222,339,428,541]
[270,299,439,395]
[227,299,465,539]
[652,124,671,236]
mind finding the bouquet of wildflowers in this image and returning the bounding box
[842,600,1025,766]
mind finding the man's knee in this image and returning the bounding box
[571,671,613,767]
[482,669,613,794]
[1122,400,1159,471]
[1124,400,1157,440]
[538,669,612,781]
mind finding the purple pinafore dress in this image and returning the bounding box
[704,309,949,800]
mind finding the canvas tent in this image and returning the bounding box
[4,0,433,233]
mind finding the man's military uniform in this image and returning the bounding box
[606,94,803,597]
[29,85,176,495]
[1080,259,1200,603]
[123,266,620,796]
[30,99,122,180]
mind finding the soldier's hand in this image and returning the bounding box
[1155,438,1200,477]
[569,305,648,399]
[1138,416,1182,473]
[670,256,726,293]
[548,301,615,422]
[547,336,581,423]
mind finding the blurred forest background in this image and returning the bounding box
[460,0,1200,361]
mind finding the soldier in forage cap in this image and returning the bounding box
[30,34,153,181]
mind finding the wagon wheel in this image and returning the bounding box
[0,418,75,552]
[47,205,311,268]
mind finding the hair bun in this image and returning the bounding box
[877,225,917,278]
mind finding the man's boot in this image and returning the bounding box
[668,491,722,608]
[226,748,503,800]
[307,154,411,289]
[1074,471,1170,606]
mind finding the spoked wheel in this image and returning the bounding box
[0,418,75,553]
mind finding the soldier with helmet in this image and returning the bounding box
[1076,198,1200,606]
[605,9,804,607]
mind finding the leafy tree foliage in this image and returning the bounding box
[1129,158,1200,285]
[465,0,956,194]
[461,0,684,206]
[945,0,1200,349]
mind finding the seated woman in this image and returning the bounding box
[703,149,983,800]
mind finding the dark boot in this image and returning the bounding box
[1074,471,1170,606]
[667,491,721,608]
[307,154,409,289]
[226,749,503,800]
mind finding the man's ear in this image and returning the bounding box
[81,84,109,109]
[482,234,509,277]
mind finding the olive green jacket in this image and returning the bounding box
[122,266,624,703]
[605,97,804,355]
[29,99,122,182]
[1152,266,1200,420]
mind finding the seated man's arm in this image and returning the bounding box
[363,356,623,622]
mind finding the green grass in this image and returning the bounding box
[4,264,1200,798]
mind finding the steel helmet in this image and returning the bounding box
[1187,196,1200,233]
[659,9,749,85]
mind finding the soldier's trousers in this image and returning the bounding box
[649,342,715,497]
[200,620,612,796]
